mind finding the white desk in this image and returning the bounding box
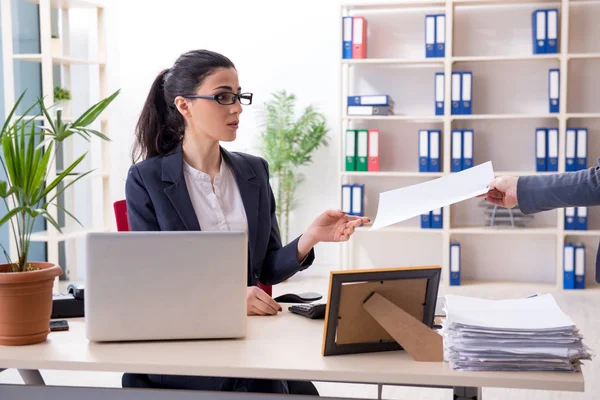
[0,307,585,400]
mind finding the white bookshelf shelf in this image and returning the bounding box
[30,228,96,243]
[13,54,105,65]
[340,0,600,289]
[25,0,103,8]
[450,227,558,235]
[453,55,560,63]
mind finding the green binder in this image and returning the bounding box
[345,130,357,171]
[356,129,368,171]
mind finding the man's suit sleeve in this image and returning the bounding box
[517,158,600,214]
[125,164,161,231]
[259,158,315,285]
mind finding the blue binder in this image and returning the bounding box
[350,184,364,216]
[341,184,352,215]
[435,14,446,57]
[421,212,431,229]
[576,207,588,230]
[566,129,577,172]
[565,207,576,230]
[462,130,473,170]
[343,16,353,59]
[425,15,436,58]
[450,242,461,286]
[547,128,558,172]
[347,95,392,106]
[549,69,560,113]
[563,243,575,290]
[435,72,444,116]
[461,72,473,115]
[428,130,441,172]
[535,128,547,172]
[431,208,443,229]
[419,130,429,172]
[451,72,462,115]
[575,245,586,289]
[546,9,559,54]
[576,128,587,170]
[532,10,547,54]
[451,130,463,172]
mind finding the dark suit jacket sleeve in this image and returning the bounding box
[259,159,315,285]
[517,158,600,214]
[125,164,161,231]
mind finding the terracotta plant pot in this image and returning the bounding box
[0,262,62,346]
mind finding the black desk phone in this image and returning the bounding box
[288,303,326,319]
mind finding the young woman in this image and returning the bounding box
[124,49,369,394]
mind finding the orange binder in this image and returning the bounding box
[368,129,379,172]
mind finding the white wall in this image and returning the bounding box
[103,0,362,268]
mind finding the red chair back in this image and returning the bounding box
[112,200,272,296]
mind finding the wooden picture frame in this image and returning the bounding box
[321,266,442,359]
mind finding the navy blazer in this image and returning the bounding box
[517,158,600,283]
[124,143,315,286]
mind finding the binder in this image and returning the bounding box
[566,128,577,172]
[343,16,353,59]
[451,72,462,115]
[345,130,356,171]
[356,129,368,172]
[450,242,461,286]
[549,69,560,113]
[421,212,431,229]
[576,128,587,170]
[532,9,547,54]
[547,128,558,172]
[351,184,364,216]
[342,184,352,214]
[435,72,445,116]
[425,15,435,58]
[563,243,575,290]
[462,130,474,170]
[428,130,440,172]
[451,130,463,172]
[535,128,547,172]
[575,245,586,289]
[546,9,558,54]
[435,14,446,58]
[368,129,380,172]
[565,207,576,230]
[461,72,473,115]
[419,130,429,173]
[348,95,392,106]
[352,16,367,59]
[576,207,588,231]
[347,106,392,116]
[431,208,443,229]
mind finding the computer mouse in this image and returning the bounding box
[273,292,322,303]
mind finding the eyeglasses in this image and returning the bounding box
[183,92,253,105]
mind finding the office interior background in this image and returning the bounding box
[1,0,600,399]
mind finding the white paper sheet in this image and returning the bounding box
[369,161,495,230]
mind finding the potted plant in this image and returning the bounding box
[53,85,71,116]
[0,89,119,345]
[258,90,329,244]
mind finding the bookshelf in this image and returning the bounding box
[339,0,600,290]
[1,0,111,281]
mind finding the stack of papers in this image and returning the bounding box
[441,294,592,372]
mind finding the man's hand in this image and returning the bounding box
[247,286,281,316]
[479,176,519,208]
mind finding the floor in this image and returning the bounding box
[1,265,599,400]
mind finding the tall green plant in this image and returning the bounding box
[259,90,329,244]
[0,90,119,272]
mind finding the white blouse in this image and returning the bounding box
[183,158,248,233]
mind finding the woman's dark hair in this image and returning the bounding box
[132,49,236,162]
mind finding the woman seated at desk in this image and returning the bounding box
[124,49,369,395]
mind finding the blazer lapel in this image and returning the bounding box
[221,148,260,264]
[161,144,201,231]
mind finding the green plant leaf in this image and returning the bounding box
[38,210,62,233]
[0,206,27,228]
[38,97,58,134]
[52,203,83,228]
[72,89,120,127]
[36,153,86,203]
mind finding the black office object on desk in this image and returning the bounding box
[274,292,322,303]
[51,283,85,319]
[289,303,326,319]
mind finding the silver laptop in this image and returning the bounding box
[84,231,247,342]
